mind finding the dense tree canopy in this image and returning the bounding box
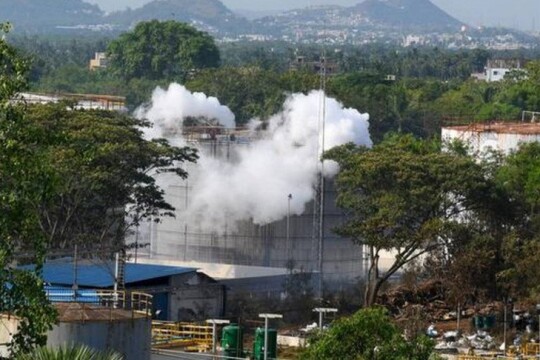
[301,307,435,360]
[0,23,57,355]
[0,23,199,355]
[184,66,323,125]
[24,103,198,254]
[495,143,540,299]
[15,31,540,138]
[326,134,493,306]
[107,20,220,81]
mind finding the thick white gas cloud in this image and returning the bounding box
[137,84,371,231]
[135,83,235,145]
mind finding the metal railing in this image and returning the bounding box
[152,321,213,351]
[14,92,126,111]
[45,287,153,318]
[132,291,153,317]
[522,343,540,356]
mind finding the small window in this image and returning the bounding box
[493,71,499,75]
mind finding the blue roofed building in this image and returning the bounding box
[25,262,226,321]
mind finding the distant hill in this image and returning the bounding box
[1,0,534,49]
[354,0,463,30]
[233,9,281,21]
[0,0,248,35]
[106,0,250,34]
[254,0,463,36]
[0,0,104,32]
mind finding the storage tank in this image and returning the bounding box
[221,324,243,359]
[136,132,364,291]
[442,122,540,155]
[253,327,277,360]
[46,303,151,360]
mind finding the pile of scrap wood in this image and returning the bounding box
[378,280,501,323]
[378,280,449,320]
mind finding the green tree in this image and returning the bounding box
[24,103,198,254]
[326,135,491,306]
[36,65,118,94]
[498,60,540,113]
[495,142,540,299]
[0,23,57,355]
[301,307,435,360]
[107,20,220,81]
[431,80,503,121]
[186,66,284,125]
[327,72,407,142]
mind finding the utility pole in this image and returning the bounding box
[457,303,461,332]
[72,245,78,301]
[536,304,540,354]
[317,51,327,300]
[503,300,507,355]
[114,252,119,308]
[134,224,139,264]
[287,193,292,258]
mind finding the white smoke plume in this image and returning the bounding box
[138,84,371,231]
[135,83,235,144]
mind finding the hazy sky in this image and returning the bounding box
[87,0,540,31]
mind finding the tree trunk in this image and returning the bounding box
[366,278,384,307]
[364,248,380,307]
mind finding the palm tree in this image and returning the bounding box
[15,345,123,360]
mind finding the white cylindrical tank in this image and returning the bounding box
[442,122,540,155]
[136,136,364,289]
[46,303,151,360]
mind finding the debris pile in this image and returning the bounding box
[379,281,540,356]
[379,280,452,322]
[379,281,503,326]
[466,330,496,350]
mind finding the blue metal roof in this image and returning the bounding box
[22,263,197,288]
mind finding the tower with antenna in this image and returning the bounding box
[312,51,327,299]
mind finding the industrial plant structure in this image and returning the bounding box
[442,119,540,154]
[0,289,153,360]
[47,300,152,360]
[135,127,364,294]
[14,92,126,111]
[30,262,225,322]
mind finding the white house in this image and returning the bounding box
[472,59,525,82]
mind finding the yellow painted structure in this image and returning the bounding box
[152,321,213,352]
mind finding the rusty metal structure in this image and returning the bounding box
[14,92,126,111]
[442,121,540,155]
